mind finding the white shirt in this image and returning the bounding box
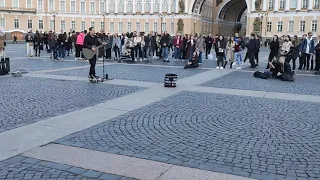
[305,38,311,54]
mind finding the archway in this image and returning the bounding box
[190,0,249,37]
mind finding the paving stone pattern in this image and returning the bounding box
[56,91,320,180]
[200,71,320,96]
[47,64,209,83]
[0,77,143,133]
[0,156,135,180]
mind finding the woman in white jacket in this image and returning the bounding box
[112,33,121,60]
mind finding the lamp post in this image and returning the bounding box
[172,14,175,34]
[257,11,268,41]
[158,13,166,34]
[50,12,58,32]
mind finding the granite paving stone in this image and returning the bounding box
[0,156,135,180]
[200,71,320,96]
[0,76,143,133]
[47,64,209,82]
[55,91,320,180]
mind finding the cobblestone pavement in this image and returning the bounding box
[0,156,136,180]
[55,91,320,180]
[0,76,143,133]
[47,64,209,83]
[200,71,320,96]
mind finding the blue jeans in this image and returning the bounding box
[59,46,66,58]
[174,47,180,59]
[234,52,242,65]
[198,52,203,63]
[52,48,58,59]
[162,47,169,60]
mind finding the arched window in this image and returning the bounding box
[171,0,176,13]
[145,0,150,12]
[162,0,168,12]
[127,0,133,13]
[136,0,142,12]
[154,0,159,12]
[109,0,115,13]
[118,0,124,13]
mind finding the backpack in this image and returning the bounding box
[281,73,294,82]
[254,71,268,79]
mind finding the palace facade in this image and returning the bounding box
[0,0,319,40]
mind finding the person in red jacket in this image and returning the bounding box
[173,33,183,61]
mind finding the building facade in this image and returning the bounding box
[0,0,319,40]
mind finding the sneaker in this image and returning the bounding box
[135,58,137,62]
[143,58,147,61]
[220,67,224,69]
[236,67,241,70]
[216,67,220,69]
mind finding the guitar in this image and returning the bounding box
[82,43,106,59]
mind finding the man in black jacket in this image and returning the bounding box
[160,31,170,62]
[205,34,213,59]
[247,34,258,68]
[83,27,101,80]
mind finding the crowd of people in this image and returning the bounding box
[21,28,320,78]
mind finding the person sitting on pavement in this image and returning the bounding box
[184,48,200,69]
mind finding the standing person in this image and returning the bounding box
[105,33,113,60]
[150,32,157,59]
[182,34,189,60]
[234,42,242,69]
[13,35,17,44]
[134,33,142,61]
[299,32,315,72]
[266,35,280,69]
[43,32,49,50]
[214,34,219,61]
[205,34,213,59]
[33,31,43,57]
[141,34,147,61]
[247,33,259,68]
[255,35,261,66]
[75,30,86,60]
[173,33,182,61]
[65,33,72,56]
[83,27,101,80]
[50,33,59,60]
[112,33,121,61]
[195,34,205,64]
[285,35,299,74]
[161,31,170,62]
[215,35,226,69]
[25,32,34,57]
[57,31,67,59]
[225,36,235,68]
[314,35,320,75]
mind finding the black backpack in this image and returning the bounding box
[281,73,294,82]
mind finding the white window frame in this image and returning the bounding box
[302,0,308,8]
[128,22,132,32]
[144,22,149,32]
[13,0,19,8]
[136,0,142,13]
[0,0,5,8]
[60,0,66,13]
[162,0,168,12]
[161,22,166,32]
[100,1,105,14]
[49,0,54,11]
[50,20,54,30]
[277,21,283,32]
[291,0,297,8]
[127,0,133,13]
[81,21,86,31]
[14,19,20,28]
[91,21,95,28]
[71,21,76,30]
[268,0,274,9]
[267,21,272,32]
[39,20,44,29]
[288,21,294,32]
[171,0,176,13]
[154,22,158,32]
[280,0,285,9]
[61,20,66,30]
[171,22,174,34]
[28,19,33,29]
[109,0,115,13]
[315,0,320,7]
[300,21,305,32]
[26,0,32,9]
[37,0,44,12]
[136,22,140,32]
[145,0,150,12]
[119,22,123,32]
[80,1,86,13]
[0,18,5,28]
[90,1,95,14]
[312,20,317,32]
[110,22,114,32]
[154,0,159,12]
[70,1,76,13]
[118,0,124,13]
[100,21,105,31]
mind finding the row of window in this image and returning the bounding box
[267,0,320,9]
[266,20,318,32]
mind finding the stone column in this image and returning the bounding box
[106,0,109,13]
[168,0,171,13]
[274,0,279,11]
[133,0,136,13]
[262,0,267,11]
[115,0,118,13]
[285,0,290,11]
[151,0,154,13]
[296,0,301,11]
[175,0,179,13]
[251,0,255,12]
[124,0,127,13]
[184,0,188,13]
[142,0,145,13]
[160,0,163,13]
[308,0,313,10]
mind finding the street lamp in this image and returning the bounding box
[158,13,166,34]
[257,11,268,41]
[50,12,58,32]
[172,14,175,34]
